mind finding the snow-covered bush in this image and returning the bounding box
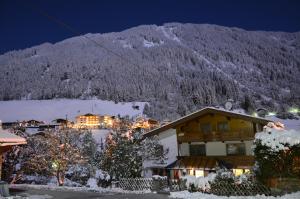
[95,169,111,188]
[65,164,90,185]
[86,178,98,189]
[181,173,216,192]
[254,126,300,181]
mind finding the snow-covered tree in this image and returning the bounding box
[140,135,169,164]
[23,129,85,186]
[100,130,168,180]
[100,132,142,180]
[254,125,300,182]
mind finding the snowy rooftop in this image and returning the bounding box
[144,107,271,137]
[0,129,27,146]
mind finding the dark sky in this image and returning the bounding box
[0,0,300,54]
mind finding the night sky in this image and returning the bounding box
[1,0,300,54]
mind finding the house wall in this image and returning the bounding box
[206,142,226,156]
[142,128,177,177]
[178,140,254,156]
[177,113,257,142]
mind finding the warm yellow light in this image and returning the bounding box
[233,169,244,176]
[252,112,258,117]
[195,170,204,177]
[189,169,194,176]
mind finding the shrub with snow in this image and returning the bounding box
[86,178,98,189]
[254,126,300,181]
[180,173,216,192]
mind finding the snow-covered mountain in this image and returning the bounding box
[0,23,299,120]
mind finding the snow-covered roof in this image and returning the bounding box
[144,107,272,137]
[0,129,27,146]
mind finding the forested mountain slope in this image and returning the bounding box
[1,23,299,119]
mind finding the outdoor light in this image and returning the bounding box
[252,112,258,117]
[289,108,299,114]
[52,161,59,170]
[267,112,276,116]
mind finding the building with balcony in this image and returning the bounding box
[143,107,271,179]
[99,115,114,129]
[75,113,100,129]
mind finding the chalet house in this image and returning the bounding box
[52,118,73,128]
[132,117,160,131]
[0,128,26,180]
[143,107,271,179]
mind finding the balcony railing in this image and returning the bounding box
[178,129,254,142]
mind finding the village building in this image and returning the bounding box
[99,115,114,129]
[143,107,271,179]
[75,113,101,129]
[20,119,44,127]
[51,118,73,129]
[132,117,160,131]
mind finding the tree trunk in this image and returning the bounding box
[57,170,65,186]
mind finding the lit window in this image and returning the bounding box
[189,169,194,176]
[233,169,244,176]
[195,170,204,177]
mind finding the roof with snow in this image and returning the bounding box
[144,107,272,137]
[0,129,27,146]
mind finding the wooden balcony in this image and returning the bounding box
[173,155,255,169]
[177,129,254,142]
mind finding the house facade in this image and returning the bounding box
[143,107,271,179]
[75,113,101,129]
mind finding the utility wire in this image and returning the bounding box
[23,1,140,68]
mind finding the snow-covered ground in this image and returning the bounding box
[170,191,300,199]
[91,129,111,144]
[10,184,151,195]
[0,99,146,123]
[9,184,300,199]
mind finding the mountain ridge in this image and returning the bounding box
[1,23,299,120]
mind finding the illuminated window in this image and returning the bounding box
[189,169,194,176]
[195,170,204,177]
[233,169,249,176]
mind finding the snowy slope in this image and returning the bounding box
[0,99,146,122]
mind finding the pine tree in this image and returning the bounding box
[100,130,168,180]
